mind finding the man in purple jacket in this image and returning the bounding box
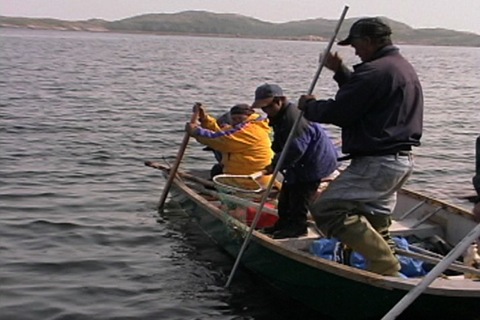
[298,17,424,275]
[252,83,338,239]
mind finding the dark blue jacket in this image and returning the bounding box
[269,102,338,184]
[304,45,423,156]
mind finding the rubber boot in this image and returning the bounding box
[332,214,401,276]
[364,214,396,254]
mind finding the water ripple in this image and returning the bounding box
[1,28,479,320]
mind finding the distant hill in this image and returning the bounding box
[1,11,479,47]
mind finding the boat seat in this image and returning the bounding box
[390,218,443,239]
[273,222,322,251]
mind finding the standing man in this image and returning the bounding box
[253,83,338,239]
[298,17,423,275]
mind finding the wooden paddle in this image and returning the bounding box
[157,104,200,211]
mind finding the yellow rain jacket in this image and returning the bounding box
[193,113,274,186]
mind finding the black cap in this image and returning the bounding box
[338,17,392,46]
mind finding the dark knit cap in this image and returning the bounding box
[230,104,254,116]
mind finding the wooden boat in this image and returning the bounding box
[145,161,480,320]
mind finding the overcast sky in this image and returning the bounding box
[2,0,480,35]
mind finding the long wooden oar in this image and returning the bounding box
[157,104,200,211]
[396,248,480,277]
[225,5,350,288]
[381,223,480,320]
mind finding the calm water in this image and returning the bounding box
[1,28,479,320]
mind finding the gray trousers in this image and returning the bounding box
[310,153,414,236]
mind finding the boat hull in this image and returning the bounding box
[171,186,480,320]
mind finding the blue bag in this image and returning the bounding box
[310,238,366,270]
[393,237,427,277]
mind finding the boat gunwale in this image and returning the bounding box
[399,188,475,220]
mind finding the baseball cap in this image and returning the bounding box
[338,17,392,46]
[252,83,284,108]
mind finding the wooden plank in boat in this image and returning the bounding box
[390,218,443,238]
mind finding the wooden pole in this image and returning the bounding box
[395,248,480,277]
[157,105,200,211]
[225,5,350,288]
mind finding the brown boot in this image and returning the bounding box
[333,214,400,276]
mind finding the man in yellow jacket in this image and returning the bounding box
[185,103,275,188]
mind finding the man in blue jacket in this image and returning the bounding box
[298,17,424,275]
[252,83,338,239]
